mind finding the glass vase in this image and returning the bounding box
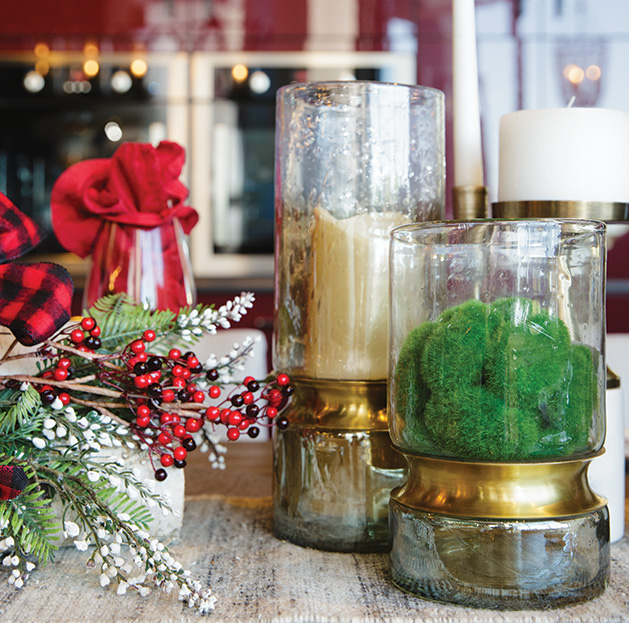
[83,218,196,312]
[388,218,609,607]
[272,81,445,551]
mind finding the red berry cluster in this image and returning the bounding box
[37,316,103,406]
[33,317,292,481]
[119,341,292,481]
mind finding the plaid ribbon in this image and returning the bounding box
[0,194,73,346]
[0,465,28,500]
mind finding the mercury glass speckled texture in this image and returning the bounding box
[273,82,445,551]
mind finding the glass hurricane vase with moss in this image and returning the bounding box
[388,219,608,609]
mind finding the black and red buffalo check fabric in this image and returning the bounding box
[0,465,28,500]
[0,194,73,346]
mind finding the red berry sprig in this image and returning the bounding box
[30,318,292,482]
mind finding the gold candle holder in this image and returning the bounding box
[452,185,489,219]
[492,199,629,222]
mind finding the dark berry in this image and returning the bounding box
[147,356,162,372]
[246,380,259,392]
[174,459,187,469]
[245,404,259,418]
[41,389,56,404]
[283,384,295,396]
[155,468,168,481]
[189,364,203,374]
[134,361,149,375]
[247,426,260,439]
[149,397,163,408]
[84,336,101,350]
[276,416,289,430]
[177,389,191,402]
[230,394,244,407]
[183,437,197,452]
[206,369,219,381]
[148,383,163,399]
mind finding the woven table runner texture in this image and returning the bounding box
[0,496,627,623]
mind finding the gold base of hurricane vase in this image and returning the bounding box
[492,200,629,223]
[272,378,407,552]
[389,452,610,609]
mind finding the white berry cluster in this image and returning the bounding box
[66,517,216,613]
[0,535,34,589]
[177,292,256,340]
[31,403,131,453]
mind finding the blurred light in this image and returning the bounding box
[586,64,602,81]
[83,59,100,78]
[130,58,148,78]
[62,80,92,94]
[338,71,356,81]
[231,63,248,82]
[563,63,585,85]
[23,70,45,93]
[147,81,161,95]
[111,70,133,93]
[34,42,49,58]
[104,121,123,142]
[35,60,49,76]
[249,70,271,94]
[83,41,99,57]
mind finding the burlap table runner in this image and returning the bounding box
[0,495,627,623]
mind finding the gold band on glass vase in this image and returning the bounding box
[284,376,388,430]
[492,200,629,222]
[391,450,607,520]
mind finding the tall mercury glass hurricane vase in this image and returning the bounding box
[388,219,609,608]
[273,81,445,552]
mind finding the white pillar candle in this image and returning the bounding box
[452,0,484,187]
[498,108,629,202]
[589,382,625,544]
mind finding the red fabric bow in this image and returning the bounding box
[50,141,199,259]
[0,194,73,346]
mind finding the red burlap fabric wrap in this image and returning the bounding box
[50,141,198,259]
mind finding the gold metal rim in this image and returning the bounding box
[391,451,607,520]
[492,200,629,223]
[281,376,388,429]
[452,185,489,220]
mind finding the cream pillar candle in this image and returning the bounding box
[304,207,409,380]
[452,0,484,187]
[498,108,629,202]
